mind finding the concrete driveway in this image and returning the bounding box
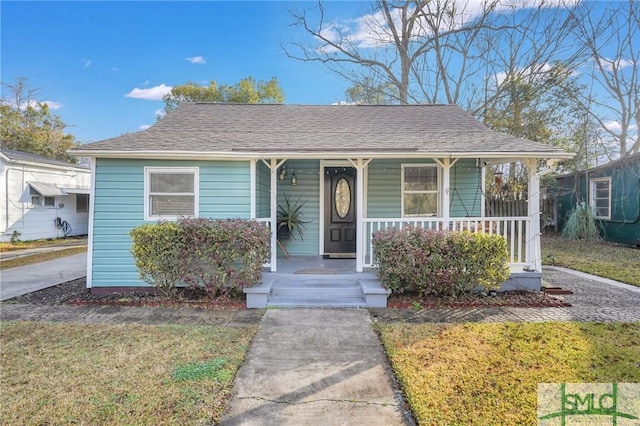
[0,253,87,301]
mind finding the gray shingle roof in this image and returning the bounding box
[72,103,573,158]
[1,148,89,169]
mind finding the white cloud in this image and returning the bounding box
[42,100,63,110]
[604,120,622,133]
[600,57,635,72]
[81,58,92,68]
[186,56,206,64]
[11,99,63,111]
[318,0,580,52]
[125,83,172,101]
[139,124,152,130]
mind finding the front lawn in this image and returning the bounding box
[542,235,640,286]
[379,322,640,425]
[0,322,256,425]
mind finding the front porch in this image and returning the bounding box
[244,255,542,308]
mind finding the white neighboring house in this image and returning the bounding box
[1,149,91,242]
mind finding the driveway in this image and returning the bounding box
[0,253,87,301]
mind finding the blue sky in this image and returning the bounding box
[1,1,371,143]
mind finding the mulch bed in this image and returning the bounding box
[4,278,570,309]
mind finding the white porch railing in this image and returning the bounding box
[362,216,531,270]
[255,217,273,268]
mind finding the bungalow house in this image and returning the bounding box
[71,103,573,307]
[552,152,640,246]
[1,149,90,242]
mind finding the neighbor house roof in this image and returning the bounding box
[1,148,89,170]
[71,103,574,160]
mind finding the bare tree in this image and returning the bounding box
[569,0,640,157]
[284,0,581,113]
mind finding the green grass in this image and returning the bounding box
[0,236,85,252]
[0,246,87,269]
[379,322,640,425]
[542,235,640,286]
[0,322,256,425]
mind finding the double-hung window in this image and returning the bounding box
[590,177,611,220]
[144,167,199,220]
[402,164,439,217]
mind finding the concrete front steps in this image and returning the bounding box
[244,274,390,308]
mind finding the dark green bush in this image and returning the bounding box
[372,227,510,298]
[130,218,270,299]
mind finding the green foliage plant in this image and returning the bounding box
[277,194,310,240]
[561,202,602,241]
[130,218,270,299]
[9,230,21,244]
[130,221,183,298]
[372,227,510,298]
[177,218,270,298]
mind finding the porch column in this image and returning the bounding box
[270,159,279,272]
[348,158,371,272]
[526,159,541,272]
[263,158,285,272]
[435,158,456,230]
[250,159,256,219]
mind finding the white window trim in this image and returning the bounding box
[590,176,611,220]
[144,167,199,221]
[401,163,440,217]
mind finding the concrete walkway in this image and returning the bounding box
[221,309,407,426]
[0,253,87,301]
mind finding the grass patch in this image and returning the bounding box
[0,246,87,270]
[379,322,640,425]
[0,321,256,425]
[0,237,85,252]
[542,235,640,286]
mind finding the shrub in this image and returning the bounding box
[177,218,270,298]
[561,202,602,241]
[372,227,510,298]
[130,221,183,298]
[130,218,270,299]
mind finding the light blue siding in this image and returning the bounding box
[276,160,320,256]
[256,160,271,218]
[91,158,251,288]
[366,158,482,218]
[450,159,483,217]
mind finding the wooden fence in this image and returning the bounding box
[485,199,528,217]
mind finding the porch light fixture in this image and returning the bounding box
[279,167,287,181]
[290,170,297,186]
[494,171,504,186]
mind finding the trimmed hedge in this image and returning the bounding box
[372,227,510,298]
[130,218,270,298]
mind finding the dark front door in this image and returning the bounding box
[324,167,356,257]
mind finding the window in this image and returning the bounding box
[402,164,439,217]
[144,167,199,220]
[31,195,42,206]
[76,194,89,213]
[44,196,55,207]
[590,177,611,219]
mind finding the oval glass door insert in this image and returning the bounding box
[335,177,351,218]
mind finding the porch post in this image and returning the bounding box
[356,158,365,272]
[434,158,457,229]
[270,158,279,272]
[526,159,541,272]
[250,159,256,219]
[348,158,371,272]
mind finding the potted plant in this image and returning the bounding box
[277,194,310,240]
